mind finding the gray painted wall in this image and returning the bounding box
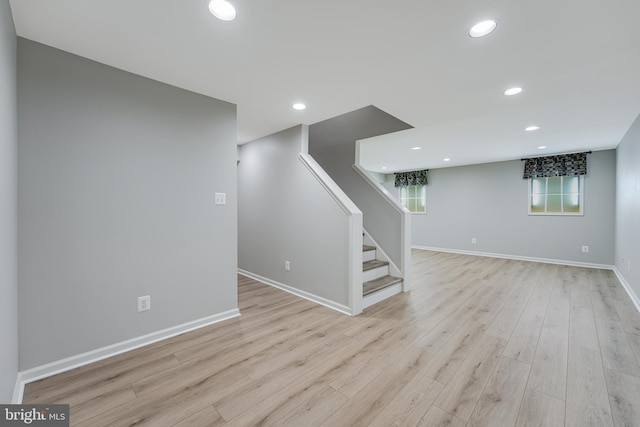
[309,106,412,268]
[0,0,17,402]
[615,115,640,298]
[380,174,397,195]
[404,150,616,265]
[238,126,352,306]
[17,39,238,370]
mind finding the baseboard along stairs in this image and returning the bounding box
[362,243,402,308]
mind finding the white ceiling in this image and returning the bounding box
[10,0,640,172]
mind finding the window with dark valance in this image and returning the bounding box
[395,169,428,187]
[522,152,589,179]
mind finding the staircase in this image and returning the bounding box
[362,243,403,308]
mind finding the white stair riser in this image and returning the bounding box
[363,265,389,282]
[363,283,402,309]
[363,250,376,262]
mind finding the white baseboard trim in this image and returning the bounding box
[238,269,353,316]
[413,246,614,270]
[12,372,22,404]
[363,283,402,309]
[13,309,240,403]
[613,267,640,313]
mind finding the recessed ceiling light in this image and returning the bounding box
[292,103,306,110]
[537,145,547,150]
[443,158,451,162]
[525,126,540,132]
[504,87,523,96]
[381,166,387,170]
[208,0,236,21]
[469,20,497,38]
[411,147,422,150]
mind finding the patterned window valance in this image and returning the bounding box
[395,169,428,187]
[522,152,589,179]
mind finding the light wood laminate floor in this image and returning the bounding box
[24,250,640,426]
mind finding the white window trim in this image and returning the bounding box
[527,175,584,216]
[398,185,426,214]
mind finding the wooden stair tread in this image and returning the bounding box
[363,245,376,252]
[363,259,388,271]
[363,275,402,296]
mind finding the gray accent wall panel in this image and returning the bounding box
[615,115,640,298]
[238,126,351,306]
[17,39,238,370]
[409,150,616,265]
[0,0,18,402]
[309,106,412,268]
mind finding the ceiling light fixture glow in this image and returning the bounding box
[208,0,236,21]
[292,103,306,110]
[537,145,547,150]
[469,20,497,38]
[525,126,540,131]
[504,87,523,96]
[381,166,387,170]
[411,147,422,150]
[443,158,451,162]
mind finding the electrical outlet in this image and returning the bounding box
[471,238,477,244]
[138,295,151,312]
[285,261,291,271]
[214,192,226,205]
[582,246,589,253]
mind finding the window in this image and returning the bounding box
[529,176,583,215]
[399,185,426,213]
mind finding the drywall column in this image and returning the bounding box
[18,39,238,370]
[0,0,18,403]
[615,114,640,307]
